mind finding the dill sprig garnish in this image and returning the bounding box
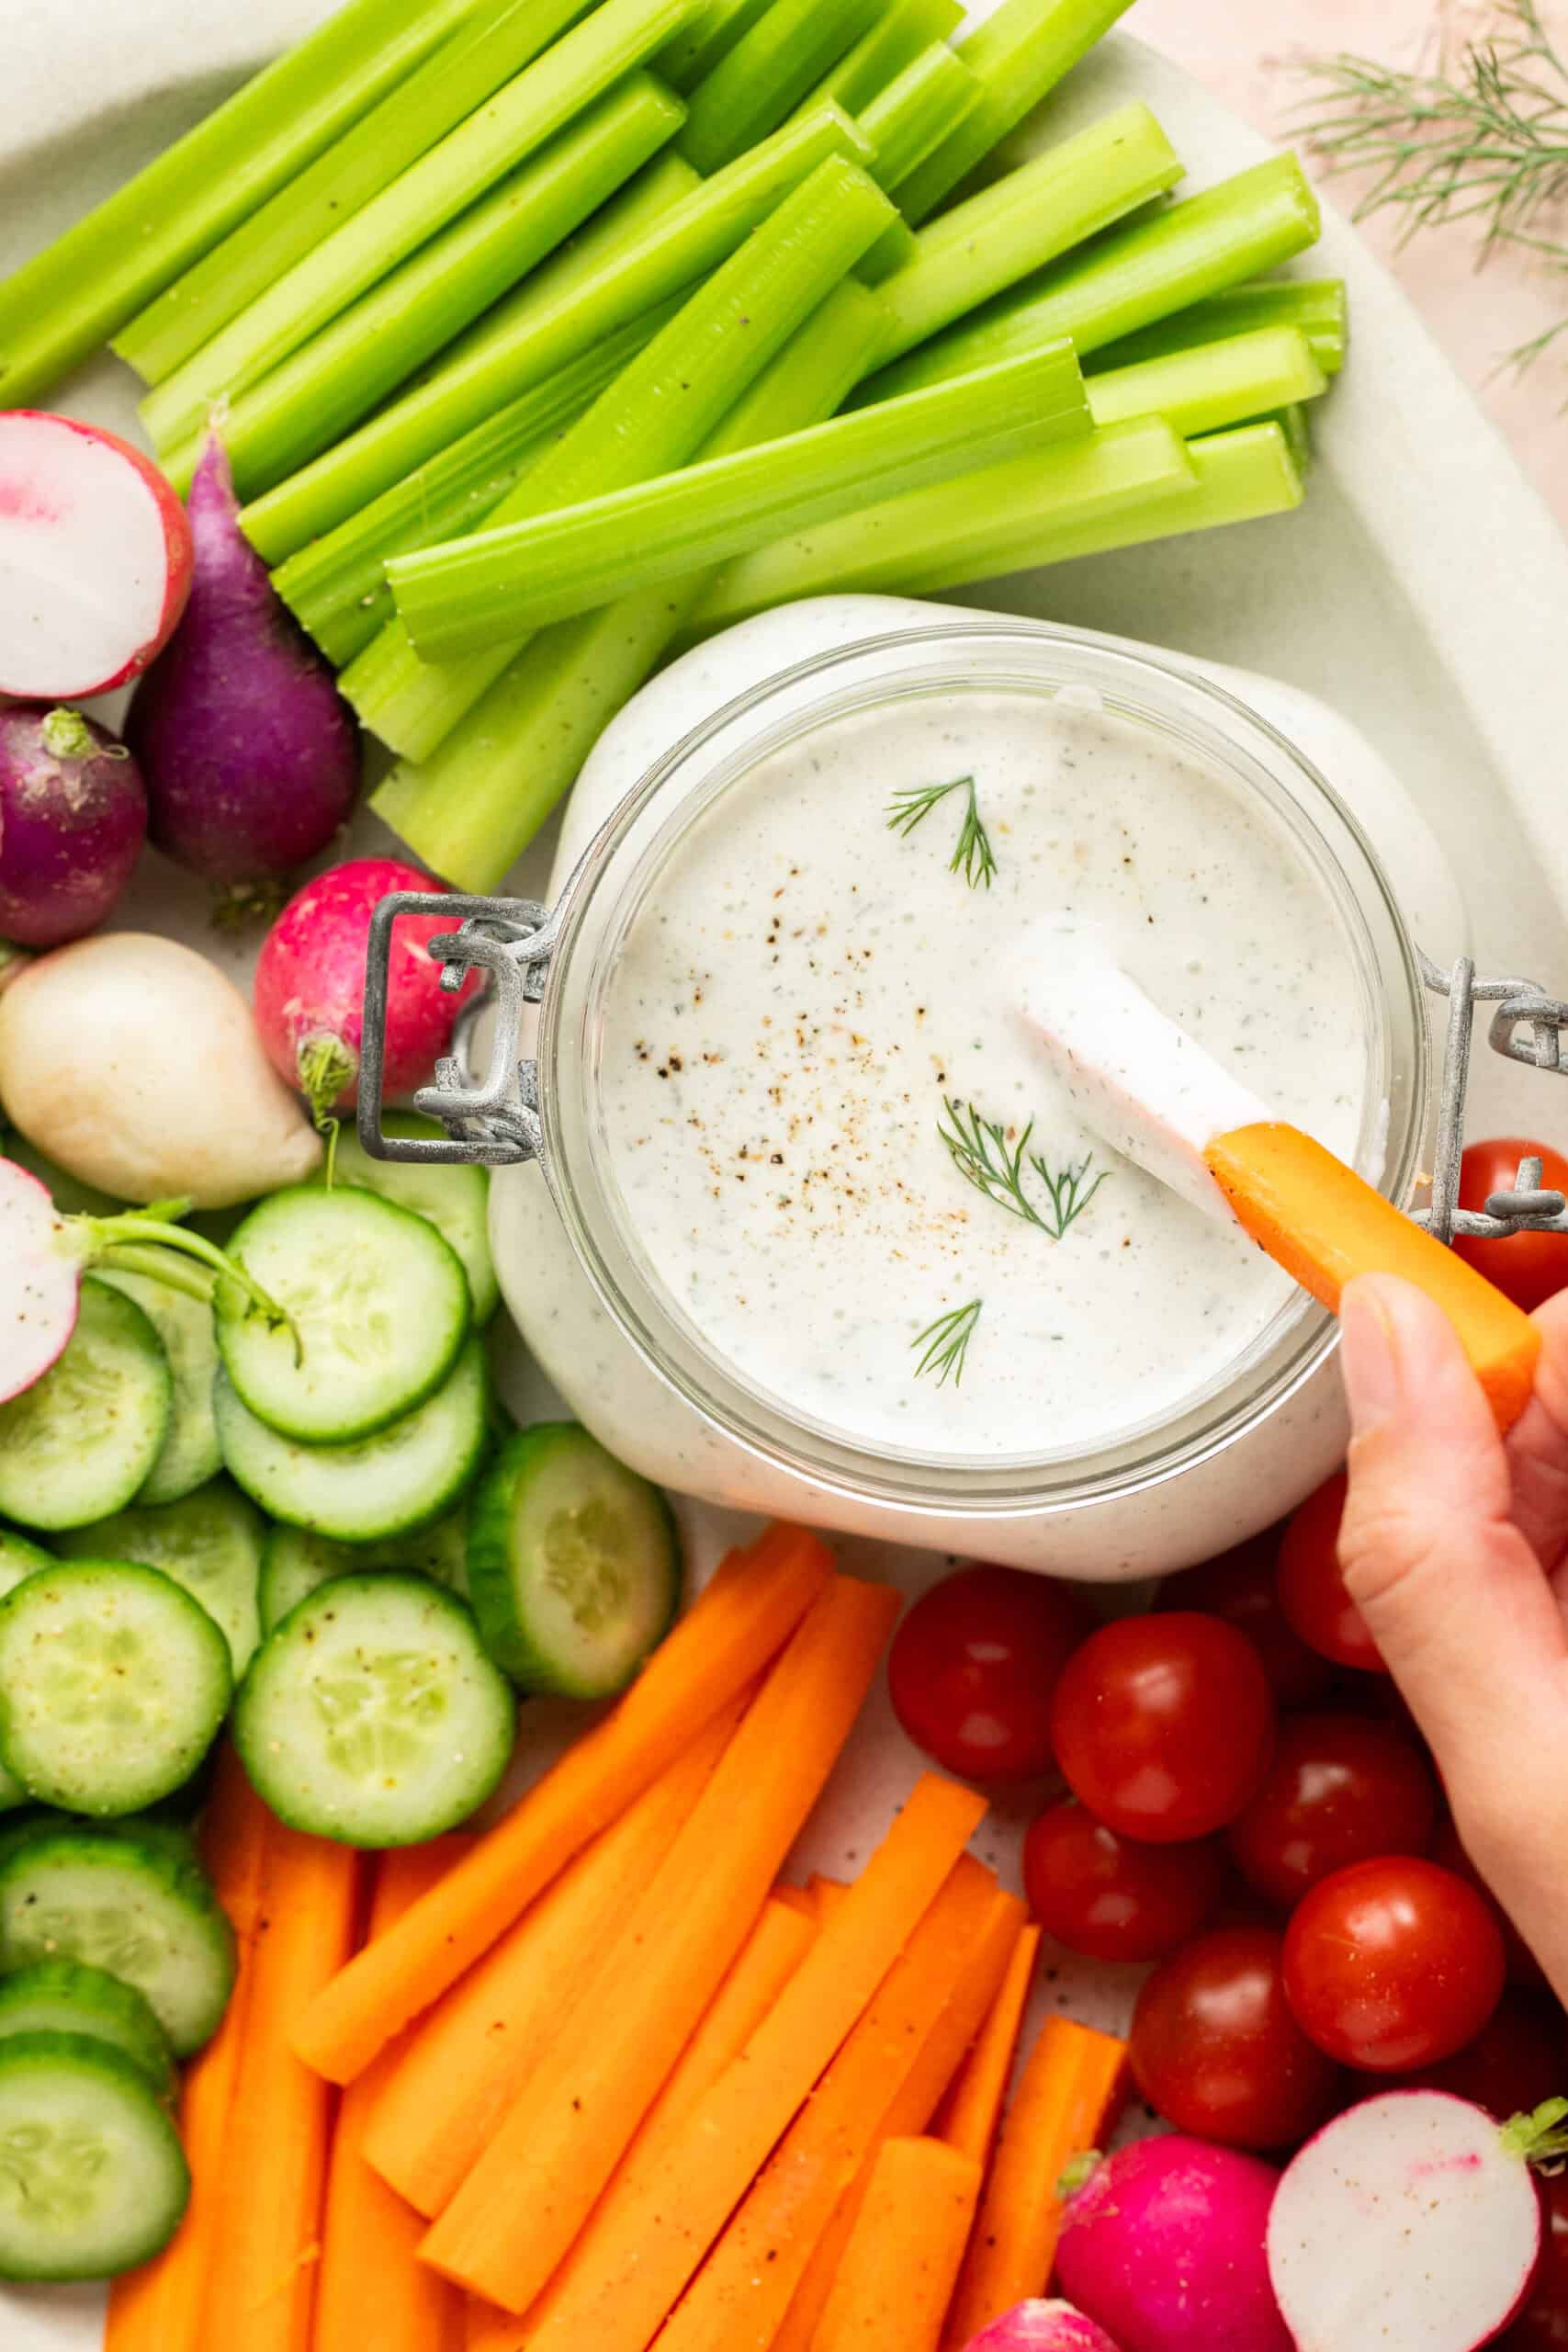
[886,775,997,888]
[912,1298,983,1385]
[939,1097,1109,1240]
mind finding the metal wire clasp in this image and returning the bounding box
[1417,951,1568,1244]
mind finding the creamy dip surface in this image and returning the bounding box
[594,686,1369,1461]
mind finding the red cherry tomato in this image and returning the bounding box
[1130,1927,1341,2151]
[1432,1815,1551,1990]
[1049,1612,1276,1843]
[1398,1990,1565,2123]
[1500,2170,1568,2348]
[1228,1713,1438,1909]
[1156,1530,1333,1706]
[1278,1471,1388,1674]
[1454,1136,1568,1312]
[1022,1799,1226,1963]
[1283,1856,1507,2072]
[886,1565,1090,1782]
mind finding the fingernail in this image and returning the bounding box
[1340,1275,1404,1435]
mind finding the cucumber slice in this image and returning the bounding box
[467,1425,682,1700]
[0,1962,175,2099]
[0,2030,188,2280]
[0,1533,51,1815]
[0,1563,232,1817]
[323,1117,499,1323]
[215,1338,490,1544]
[57,1479,265,1679]
[217,1186,471,1443]
[258,1505,470,1635]
[96,1266,221,1506]
[0,1830,235,2054]
[234,1575,515,1847]
[0,1279,172,1532]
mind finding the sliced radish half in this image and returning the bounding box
[1267,2089,1542,2352]
[0,1156,84,1402]
[0,413,194,698]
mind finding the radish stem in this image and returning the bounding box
[79,1214,297,1353]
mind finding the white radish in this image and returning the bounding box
[0,412,194,698]
[1267,2089,1543,2352]
[0,1158,83,1401]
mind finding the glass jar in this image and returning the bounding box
[488,603,1450,1579]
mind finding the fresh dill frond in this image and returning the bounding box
[886,775,997,888]
[1026,1142,1111,1239]
[912,1297,983,1385]
[939,1097,1110,1239]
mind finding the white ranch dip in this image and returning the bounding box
[596,685,1368,1461]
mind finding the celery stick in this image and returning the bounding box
[115,0,592,386]
[680,413,1195,632]
[394,338,1087,649]
[797,0,964,117]
[237,106,869,563]
[860,155,1323,401]
[1087,277,1348,376]
[372,280,887,888]
[141,0,697,457]
[345,152,896,763]
[1269,402,1314,475]
[872,102,1180,367]
[860,45,983,194]
[678,0,885,173]
[191,77,684,502]
[897,0,1136,224]
[659,0,778,92]
[1086,324,1325,438]
[0,0,483,403]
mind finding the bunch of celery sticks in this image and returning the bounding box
[0,0,1346,891]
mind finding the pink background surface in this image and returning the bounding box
[1132,0,1568,529]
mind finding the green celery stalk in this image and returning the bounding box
[179,76,685,501]
[678,0,886,173]
[860,44,983,194]
[1086,323,1325,437]
[679,413,1195,632]
[0,0,484,403]
[872,101,1181,367]
[1269,401,1314,475]
[237,105,868,562]
[344,151,897,762]
[267,301,684,664]
[115,0,591,386]
[392,337,1088,649]
[372,279,888,889]
[659,0,778,93]
[795,0,964,117]
[897,0,1137,224]
[141,0,697,457]
[1087,277,1348,376]
[860,155,1323,401]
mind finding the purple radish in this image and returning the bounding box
[1055,2137,1292,2352]
[126,436,359,915]
[1267,2088,1547,2351]
[0,705,147,948]
[963,2301,1125,2351]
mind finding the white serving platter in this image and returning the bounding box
[6,6,1568,2343]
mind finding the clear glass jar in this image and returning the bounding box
[491,607,1443,1578]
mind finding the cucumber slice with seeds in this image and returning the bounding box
[0,1535,51,1816]
[0,1279,172,1532]
[215,1339,490,1544]
[322,1117,499,1322]
[217,1186,470,1443]
[235,1574,514,1846]
[467,1425,682,1699]
[0,2030,188,2279]
[258,1505,470,1635]
[0,1563,232,1817]
[57,1479,265,1678]
[0,1962,175,2099]
[96,1266,221,1505]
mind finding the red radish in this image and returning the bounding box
[1267,2089,1548,2351]
[253,856,479,1127]
[126,437,359,912]
[0,705,147,948]
[0,413,192,697]
[1055,2136,1292,2352]
[963,2302,1125,2351]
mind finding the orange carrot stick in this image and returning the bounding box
[316,1840,471,2352]
[367,1702,743,2217]
[809,1875,852,1924]
[812,2138,983,2352]
[487,1771,989,2352]
[657,1855,1004,2352]
[421,1575,901,2315]
[295,1522,833,2085]
[773,1883,818,1919]
[1205,1121,1541,1430]
[940,1926,1041,2166]
[942,2015,1128,2349]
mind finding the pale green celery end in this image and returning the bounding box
[798,0,964,119]
[140,0,697,454]
[1010,417,1305,565]
[0,0,478,403]
[1085,277,1348,377]
[113,0,576,388]
[860,47,982,194]
[678,0,886,174]
[897,0,1138,224]
[1269,402,1314,476]
[1084,324,1326,440]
